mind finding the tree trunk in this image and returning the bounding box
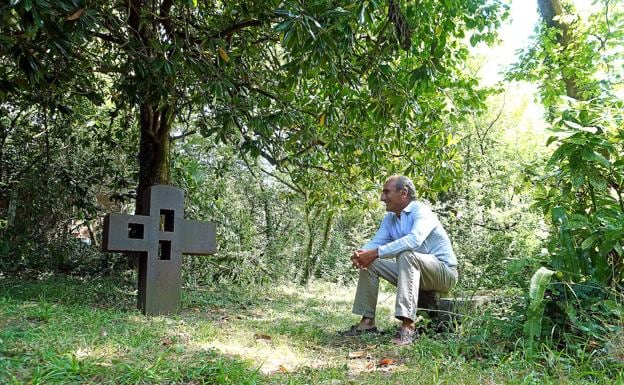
[537,0,579,99]
[300,209,333,284]
[127,103,172,268]
[135,104,173,215]
[260,182,277,263]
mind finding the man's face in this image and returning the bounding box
[380,178,407,215]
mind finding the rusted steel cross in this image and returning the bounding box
[103,185,216,315]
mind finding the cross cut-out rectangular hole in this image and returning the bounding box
[128,223,144,239]
[160,209,174,232]
[158,240,171,260]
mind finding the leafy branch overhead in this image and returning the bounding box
[1,0,508,207]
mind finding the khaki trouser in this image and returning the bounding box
[352,251,458,321]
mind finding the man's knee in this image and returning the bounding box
[397,250,413,261]
[365,258,384,276]
[397,251,425,269]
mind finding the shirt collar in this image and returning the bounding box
[400,201,417,214]
[403,201,416,213]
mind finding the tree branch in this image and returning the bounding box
[159,0,174,39]
[241,83,317,117]
[474,221,518,232]
[258,166,304,195]
[89,30,126,45]
[209,19,262,39]
[170,130,196,142]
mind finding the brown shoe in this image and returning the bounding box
[391,327,416,345]
[339,324,380,336]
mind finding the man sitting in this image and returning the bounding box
[345,175,458,345]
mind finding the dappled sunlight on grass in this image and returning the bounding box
[197,335,310,374]
[181,281,402,376]
[2,276,622,384]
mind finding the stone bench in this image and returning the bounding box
[418,290,491,324]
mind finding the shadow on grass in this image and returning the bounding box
[0,275,464,384]
[4,275,622,384]
[0,275,371,384]
[0,275,137,311]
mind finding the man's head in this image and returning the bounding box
[381,175,416,215]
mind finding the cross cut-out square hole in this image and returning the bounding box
[128,223,144,239]
[160,209,174,232]
[158,240,171,260]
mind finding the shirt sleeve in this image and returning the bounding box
[377,206,438,258]
[362,215,393,252]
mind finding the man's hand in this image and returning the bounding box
[351,248,379,269]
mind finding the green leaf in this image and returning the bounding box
[589,151,611,168]
[551,207,580,275]
[358,2,368,25]
[524,267,555,353]
[580,235,595,249]
[274,20,293,33]
[546,135,559,146]
[528,267,555,301]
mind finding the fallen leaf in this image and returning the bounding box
[348,350,366,359]
[65,8,85,21]
[366,361,375,370]
[254,333,272,341]
[278,365,288,373]
[176,332,191,342]
[379,358,396,366]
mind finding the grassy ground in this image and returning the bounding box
[1,275,622,384]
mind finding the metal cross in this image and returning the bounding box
[102,185,216,315]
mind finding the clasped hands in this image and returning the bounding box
[351,248,379,270]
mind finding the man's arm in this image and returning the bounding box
[352,215,391,268]
[361,215,393,250]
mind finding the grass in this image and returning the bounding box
[1,275,623,384]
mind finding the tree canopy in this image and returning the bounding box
[1,0,509,209]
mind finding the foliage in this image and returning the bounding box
[435,89,548,291]
[1,0,509,206]
[170,136,384,285]
[510,0,624,354]
[0,95,136,274]
[171,138,302,284]
[1,0,511,279]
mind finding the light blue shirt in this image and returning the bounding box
[363,201,457,267]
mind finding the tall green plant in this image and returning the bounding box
[510,0,624,351]
[524,267,555,353]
